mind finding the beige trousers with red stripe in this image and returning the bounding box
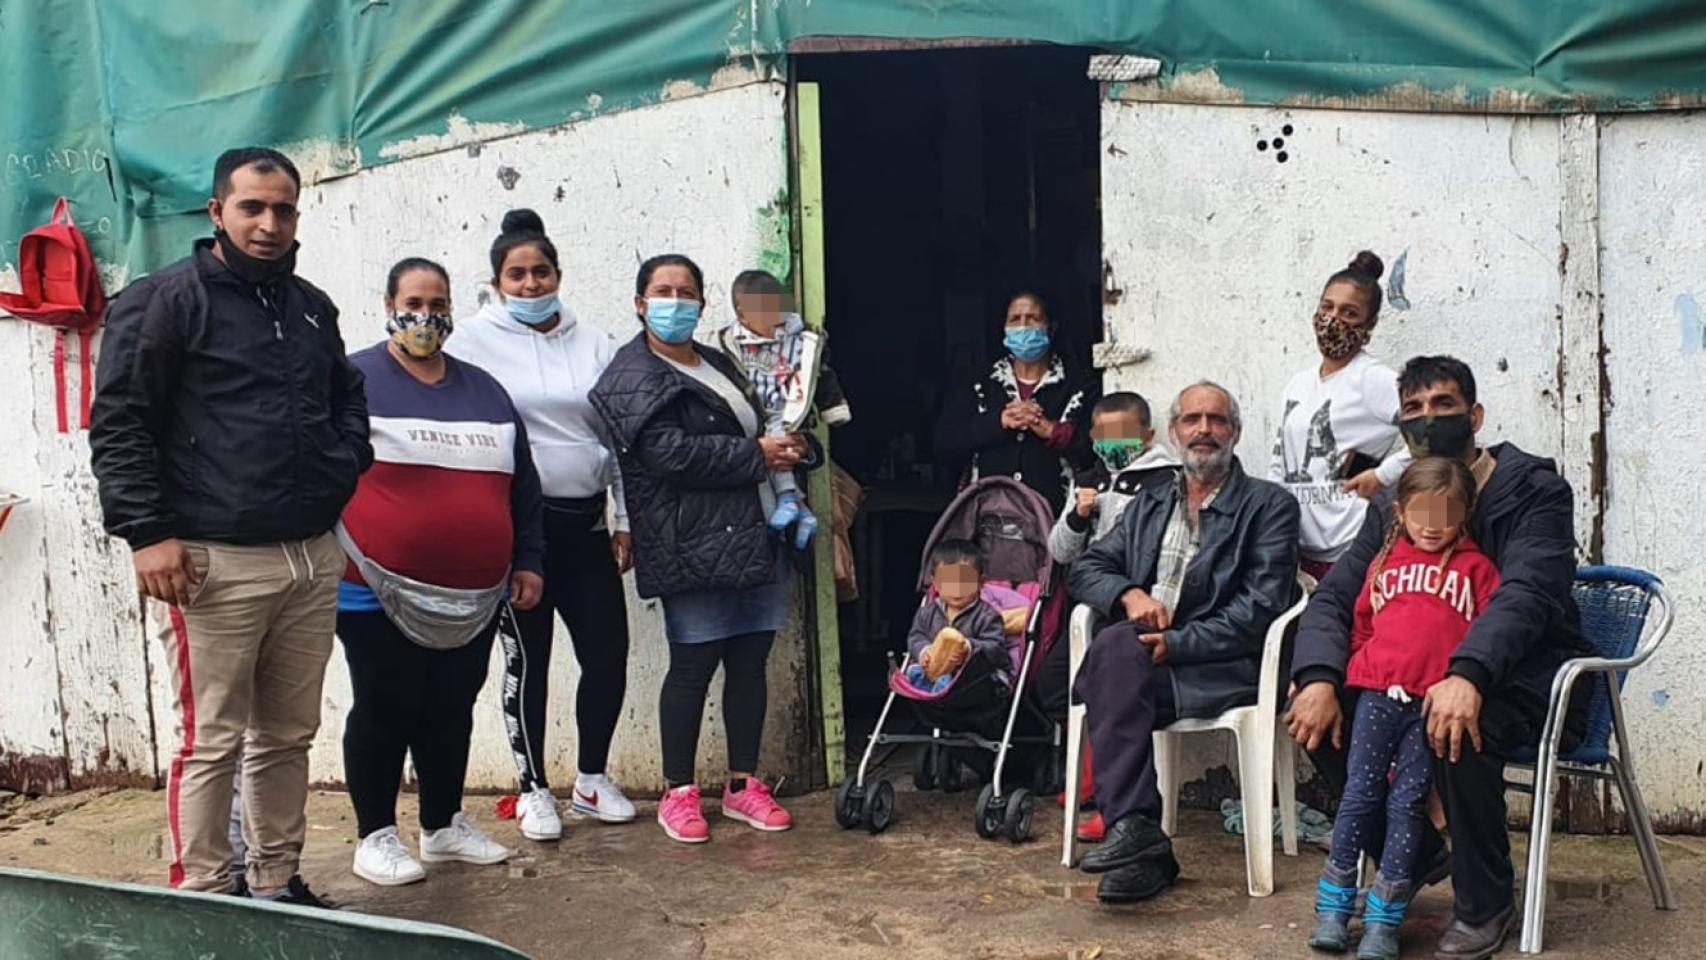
[153,533,341,893]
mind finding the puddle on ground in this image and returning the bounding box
[1037,880,1100,903]
[1549,877,1622,903]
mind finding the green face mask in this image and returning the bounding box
[1092,437,1146,471]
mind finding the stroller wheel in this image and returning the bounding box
[834,777,864,830]
[940,751,967,794]
[1003,787,1036,844]
[863,779,896,834]
[913,744,938,792]
[974,784,1004,839]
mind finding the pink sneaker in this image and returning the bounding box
[721,778,792,832]
[657,785,710,844]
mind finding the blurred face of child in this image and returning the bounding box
[1397,489,1466,553]
[734,291,788,336]
[933,560,981,611]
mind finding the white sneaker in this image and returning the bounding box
[352,827,425,887]
[571,774,637,824]
[419,813,510,865]
[517,787,563,841]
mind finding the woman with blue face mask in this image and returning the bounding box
[936,291,1097,515]
[589,254,809,845]
[446,209,638,841]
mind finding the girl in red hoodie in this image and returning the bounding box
[1310,457,1500,959]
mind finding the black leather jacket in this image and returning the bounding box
[590,334,776,599]
[1067,459,1301,718]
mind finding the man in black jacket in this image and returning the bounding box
[1287,356,1585,960]
[90,147,370,904]
[1067,381,1301,902]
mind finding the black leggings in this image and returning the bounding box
[339,610,495,837]
[659,632,775,785]
[501,498,631,791]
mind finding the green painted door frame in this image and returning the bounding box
[791,81,846,786]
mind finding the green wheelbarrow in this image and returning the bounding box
[0,867,531,959]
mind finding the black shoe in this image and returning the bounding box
[1096,850,1180,903]
[1433,905,1514,960]
[274,876,334,909]
[228,876,249,898]
[1418,829,1452,888]
[1079,814,1169,874]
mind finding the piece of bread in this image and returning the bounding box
[923,627,969,682]
[1000,607,1028,636]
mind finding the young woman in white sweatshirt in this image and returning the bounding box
[1268,250,1410,580]
[446,209,635,839]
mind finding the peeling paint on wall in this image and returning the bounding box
[752,192,792,284]
[379,113,530,162]
[1675,293,1703,356]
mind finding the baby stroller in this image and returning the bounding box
[835,476,1066,841]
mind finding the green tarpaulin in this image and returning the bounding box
[6,1,1706,278]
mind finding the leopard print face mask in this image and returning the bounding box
[1312,312,1371,360]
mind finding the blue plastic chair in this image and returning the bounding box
[1505,565,1678,954]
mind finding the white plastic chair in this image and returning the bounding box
[1062,573,1315,897]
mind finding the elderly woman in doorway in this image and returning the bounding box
[936,291,1095,515]
[1268,251,1410,581]
[589,253,809,845]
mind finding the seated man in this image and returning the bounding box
[1287,356,1586,960]
[1068,381,1300,902]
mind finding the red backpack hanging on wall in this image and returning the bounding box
[0,197,107,432]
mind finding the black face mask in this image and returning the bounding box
[213,230,298,285]
[1399,413,1475,459]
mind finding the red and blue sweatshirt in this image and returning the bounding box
[1347,536,1501,697]
[339,345,545,609]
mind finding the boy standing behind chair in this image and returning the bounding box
[1049,392,1181,565]
[718,269,851,549]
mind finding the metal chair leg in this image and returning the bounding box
[1607,690,1678,911]
[1518,754,1560,954]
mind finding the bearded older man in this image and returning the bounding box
[1065,381,1300,902]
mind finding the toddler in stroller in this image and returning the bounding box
[902,540,1008,694]
[836,477,1065,840]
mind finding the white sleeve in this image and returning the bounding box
[1369,361,1410,486]
[1048,504,1091,565]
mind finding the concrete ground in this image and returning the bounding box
[2,783,1702,959]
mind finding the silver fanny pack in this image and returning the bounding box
[335,523,508,650]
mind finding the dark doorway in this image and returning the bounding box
[794,45,1104,751]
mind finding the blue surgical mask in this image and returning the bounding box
[1004,326,1051,362]
[645,297,700,344]
[503,292,561,328]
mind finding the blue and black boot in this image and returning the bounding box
[1310,865,1359,953]
[1356,873,1414,960]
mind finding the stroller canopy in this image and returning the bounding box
[916,477,1057,596]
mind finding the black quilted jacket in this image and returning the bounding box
[589,333,775,599]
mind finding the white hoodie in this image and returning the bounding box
[447,299,628,531]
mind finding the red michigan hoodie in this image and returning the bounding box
[1347,536,1502,697]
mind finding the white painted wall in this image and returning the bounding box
[291,80,804,793]
[5,81,811,796]
[1099,100,1703,823]
[1597,111,1706,825]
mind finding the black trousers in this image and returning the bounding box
[1072,622,1178,827]
[1309,684,1548,925]
[659,632,774,785]
[501,497,631,790]
[339,610,496,838]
